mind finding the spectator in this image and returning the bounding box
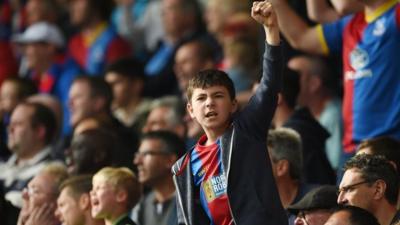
[305,0,362,23]
[288,55,342,170]
[204,0,251,43]
[13,22,81,135]
[66,129,114,175]
[287,185,338,225]
[25,0,61,26]
[356,136,400,207]
[174,39,216,99]
[55,175,104,225]
[267,127,317,225]
[273,68,335,184]
[68,76,138,167]
[223,37,260,93]
[27,94,66,160]
[111,0,164,55]
[338,154,400,225]
[68,0,131,75]
[133,131,185,225]
[356,137,400,175]
[270,0,400,165]
[0,77,37,161]
[142,96,186,140]
[172,3,287,224]
[105,57,151,133]
[0,102,57,208]
[324,205,380,225]
[90,167,141,225]
[17,163,68,225]
[142,0,205,97]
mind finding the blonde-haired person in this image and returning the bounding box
[90,167,141,225]
[17,162,68,225]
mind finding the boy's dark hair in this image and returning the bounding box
[21,102,57,144]
[187,69,235,101]
[141,131,186,158]
[357,136,400,174]
[332,205,380,225]
[73,76,113,111]
[4,77,37,100]
[105,57,145,80]
[344,154,399,205]
[59,175,93,199]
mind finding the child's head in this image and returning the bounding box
[186,69,237,133]
[90,167,141,219]
[186,69,236,102]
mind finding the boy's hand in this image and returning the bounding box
[251,1,280,45]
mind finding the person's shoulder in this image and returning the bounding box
[117,215,137,225]
[172,152,191,176]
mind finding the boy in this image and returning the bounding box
[172,1,288,225]
[90,167,141,225]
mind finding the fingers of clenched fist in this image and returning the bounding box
[252,1,277,28]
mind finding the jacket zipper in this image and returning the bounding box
[225,129,237,225]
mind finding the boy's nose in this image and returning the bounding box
[205,97,214,107]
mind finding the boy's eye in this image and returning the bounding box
[196,96,206,101]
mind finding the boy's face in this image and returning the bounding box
[55,188,85,225]
[187,85,237,133]
[90,179,117,219]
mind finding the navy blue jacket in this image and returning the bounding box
[172,44,288,225]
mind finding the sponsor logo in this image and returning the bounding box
[347,48,373,80]
[350,48,369,70]
[373,18,386,36]
[203,174,227,202]
[345,70,373,80]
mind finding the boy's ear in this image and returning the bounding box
[116,188,128,204]
[187,102,195,119]
[231,99,238,114]
[79,193,90,211]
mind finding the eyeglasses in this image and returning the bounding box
[337,180,373,195]
[134,151,171,158]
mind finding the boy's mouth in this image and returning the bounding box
[91,198,99,207]
[205,112,217,118]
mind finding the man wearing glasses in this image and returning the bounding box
[338,154,400,225]
[287,185,338,225]
[132,131,186,225]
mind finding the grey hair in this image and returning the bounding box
[150,96,186,126]
[267,127,303,180]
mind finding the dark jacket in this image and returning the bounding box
[172,44,288,225]
[284,107,336,184]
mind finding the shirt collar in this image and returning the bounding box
[7,146,52,167]
[365,0,398,23]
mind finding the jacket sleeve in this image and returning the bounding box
[235,43,282,140]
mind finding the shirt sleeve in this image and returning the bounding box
[318,15,353,55]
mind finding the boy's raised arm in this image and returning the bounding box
[251,1,280,46]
